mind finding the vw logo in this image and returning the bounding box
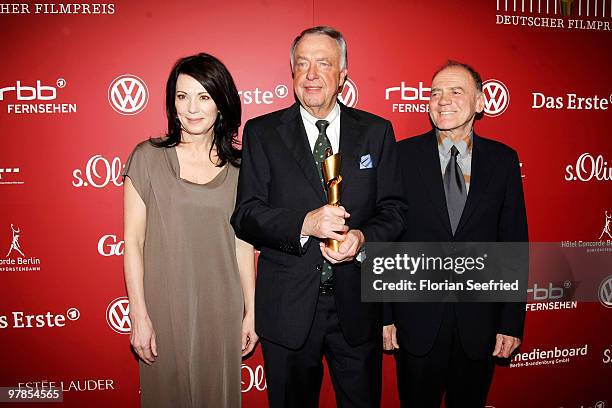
[482,79,510,117]
[106,296,131,334]
[338,78,358,108]
[599,275,612,309]
[108,74,149,115]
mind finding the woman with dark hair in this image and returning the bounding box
[122,53,256,407]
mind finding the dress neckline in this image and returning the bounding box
[164,146,229,189]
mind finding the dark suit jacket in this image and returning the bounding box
[393,129,528,359]
[231,102,406,349]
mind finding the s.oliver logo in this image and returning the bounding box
[603,347,612,364]
[565,153,612,182]
[73,155,124,188]
[98,235,124,257]
[241,363,266,392]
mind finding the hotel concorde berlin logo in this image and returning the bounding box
[1,224,42,272]
[598,210,612,308]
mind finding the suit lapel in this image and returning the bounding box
[338,103,365,190]
[417,130,453,236]
[455,134,495,235]
[277,103,326,202]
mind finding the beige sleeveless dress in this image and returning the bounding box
[123,140,243,408]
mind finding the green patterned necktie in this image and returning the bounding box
[313,120,333,283]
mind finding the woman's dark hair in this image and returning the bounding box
[151,53,242,167]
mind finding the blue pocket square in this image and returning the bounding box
[360,154,373,169]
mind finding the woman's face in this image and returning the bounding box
[175,73,218,138]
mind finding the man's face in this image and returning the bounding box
[428,66,484,136]
[292,34,347,118]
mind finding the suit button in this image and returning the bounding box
[316,264,322,271]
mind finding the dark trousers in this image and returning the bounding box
[261,294,382,408]
[395,305,495,408]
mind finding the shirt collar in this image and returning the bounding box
[436,130,473,158]
[300,102,340,128]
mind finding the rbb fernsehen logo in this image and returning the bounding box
[106,297,131,334]
[108,74,149,115]
[482,79,510,117]
[338,78,358,108]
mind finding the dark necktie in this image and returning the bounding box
[314,120,332,190]
[444,145,467,235]
[313,119,333,282]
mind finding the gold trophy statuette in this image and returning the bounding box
[560,0,574,17]
[321,147,343,252]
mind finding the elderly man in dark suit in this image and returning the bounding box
[384,61,528,408]
[232,26,406,408]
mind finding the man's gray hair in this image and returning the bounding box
[290,26,348,71]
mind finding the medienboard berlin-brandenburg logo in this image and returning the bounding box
[108,74,149,115]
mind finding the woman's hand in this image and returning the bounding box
[130,315,158,365]
[241,313,258,357]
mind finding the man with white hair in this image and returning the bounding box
[232,26,406,407]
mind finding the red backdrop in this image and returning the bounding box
[1,1,611,407]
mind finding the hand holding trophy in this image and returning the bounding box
[321,147,344,251]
